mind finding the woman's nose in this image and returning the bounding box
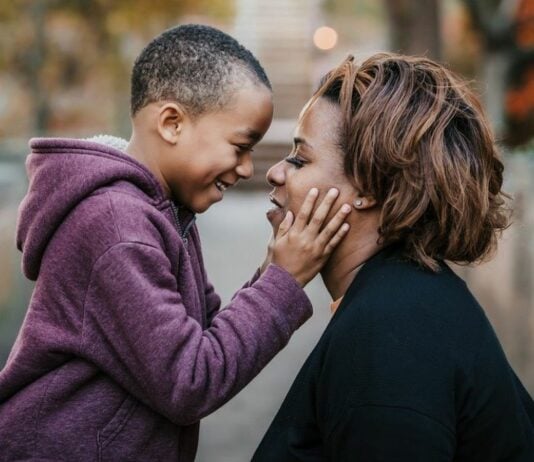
[266,160,286,187]
[236,152,254,179]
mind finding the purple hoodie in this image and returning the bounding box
[0,137,312,461]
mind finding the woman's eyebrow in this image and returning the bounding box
[294,137,312,149]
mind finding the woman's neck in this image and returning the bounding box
[321,222,381,300]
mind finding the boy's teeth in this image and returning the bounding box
[216,181,227,191]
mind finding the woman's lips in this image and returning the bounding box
[266,194,285,223]
[268,194,283,208]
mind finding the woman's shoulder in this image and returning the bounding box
[327,248,497,373]
[339,246,485,329]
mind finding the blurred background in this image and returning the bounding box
[0,0,533,460]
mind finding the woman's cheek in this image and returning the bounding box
[287,181,308,216]
[268,208,285,233]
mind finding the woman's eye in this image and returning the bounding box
[285,156,305,169]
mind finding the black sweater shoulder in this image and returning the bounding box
[317,249,488,429]
[253,247,534,462]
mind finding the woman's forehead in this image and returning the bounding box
[295,98,342,143]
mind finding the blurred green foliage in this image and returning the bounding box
[0,0,233,135]
[324,0,384,16]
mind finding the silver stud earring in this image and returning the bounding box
[355,199,363,207]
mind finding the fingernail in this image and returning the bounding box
[342,223,350,231]
[329,188,339,196]
[341,204,351,213]
[309,188,318,196]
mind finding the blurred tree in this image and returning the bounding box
[322,0,442,58]
[0,0,232,135]
[462,0,533,147]
[383,0,442,60]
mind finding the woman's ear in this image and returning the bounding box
[352,194,377,210]
[157,103,186,145]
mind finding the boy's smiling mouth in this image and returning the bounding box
[215,179,233,192]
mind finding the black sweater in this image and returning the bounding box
[252,246,534,461]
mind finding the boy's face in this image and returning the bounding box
[159,84,273,213]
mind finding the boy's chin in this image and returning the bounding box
[191,201,216,214]
[186,194,222,214]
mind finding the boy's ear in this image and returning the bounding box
[157,103,186,145]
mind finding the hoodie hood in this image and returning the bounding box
[17,136,167,280]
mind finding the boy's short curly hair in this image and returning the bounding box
[130,24,271,116]
[312,53,510,271]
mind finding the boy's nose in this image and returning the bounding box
[236,152,254,179]
[266,160,285,187]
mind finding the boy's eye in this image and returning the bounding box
[235,144,254,154]
[285,155,306,169]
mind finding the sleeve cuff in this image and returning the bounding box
[254,263,313,332]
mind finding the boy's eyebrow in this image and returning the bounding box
[235,128,262,143]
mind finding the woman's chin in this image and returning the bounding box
[266,207,285,232]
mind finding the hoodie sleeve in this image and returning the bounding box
[81,241,311,426]
[204,280,222,325]
[204,269,261,326]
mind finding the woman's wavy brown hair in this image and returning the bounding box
[311,53,510,271]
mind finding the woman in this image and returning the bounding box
[253,54,534,461]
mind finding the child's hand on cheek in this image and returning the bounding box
[260,206,285,274]
[260,232,275,274]
[271,188,351,287]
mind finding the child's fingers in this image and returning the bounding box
[307,188,340,233]
[323,223,350,255]
[293,188,319,231]
[276,211,293,238]
[316,203,351,247]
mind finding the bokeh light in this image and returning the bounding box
[313,26,338,50]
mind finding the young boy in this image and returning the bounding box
[0,25,350,461]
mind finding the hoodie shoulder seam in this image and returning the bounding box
[92,188,169,212]
[106,192,122,242]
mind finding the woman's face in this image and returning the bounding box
[266,97,357,231]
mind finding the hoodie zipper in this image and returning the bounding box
[169,202,188,246]
[169,202,207,328]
